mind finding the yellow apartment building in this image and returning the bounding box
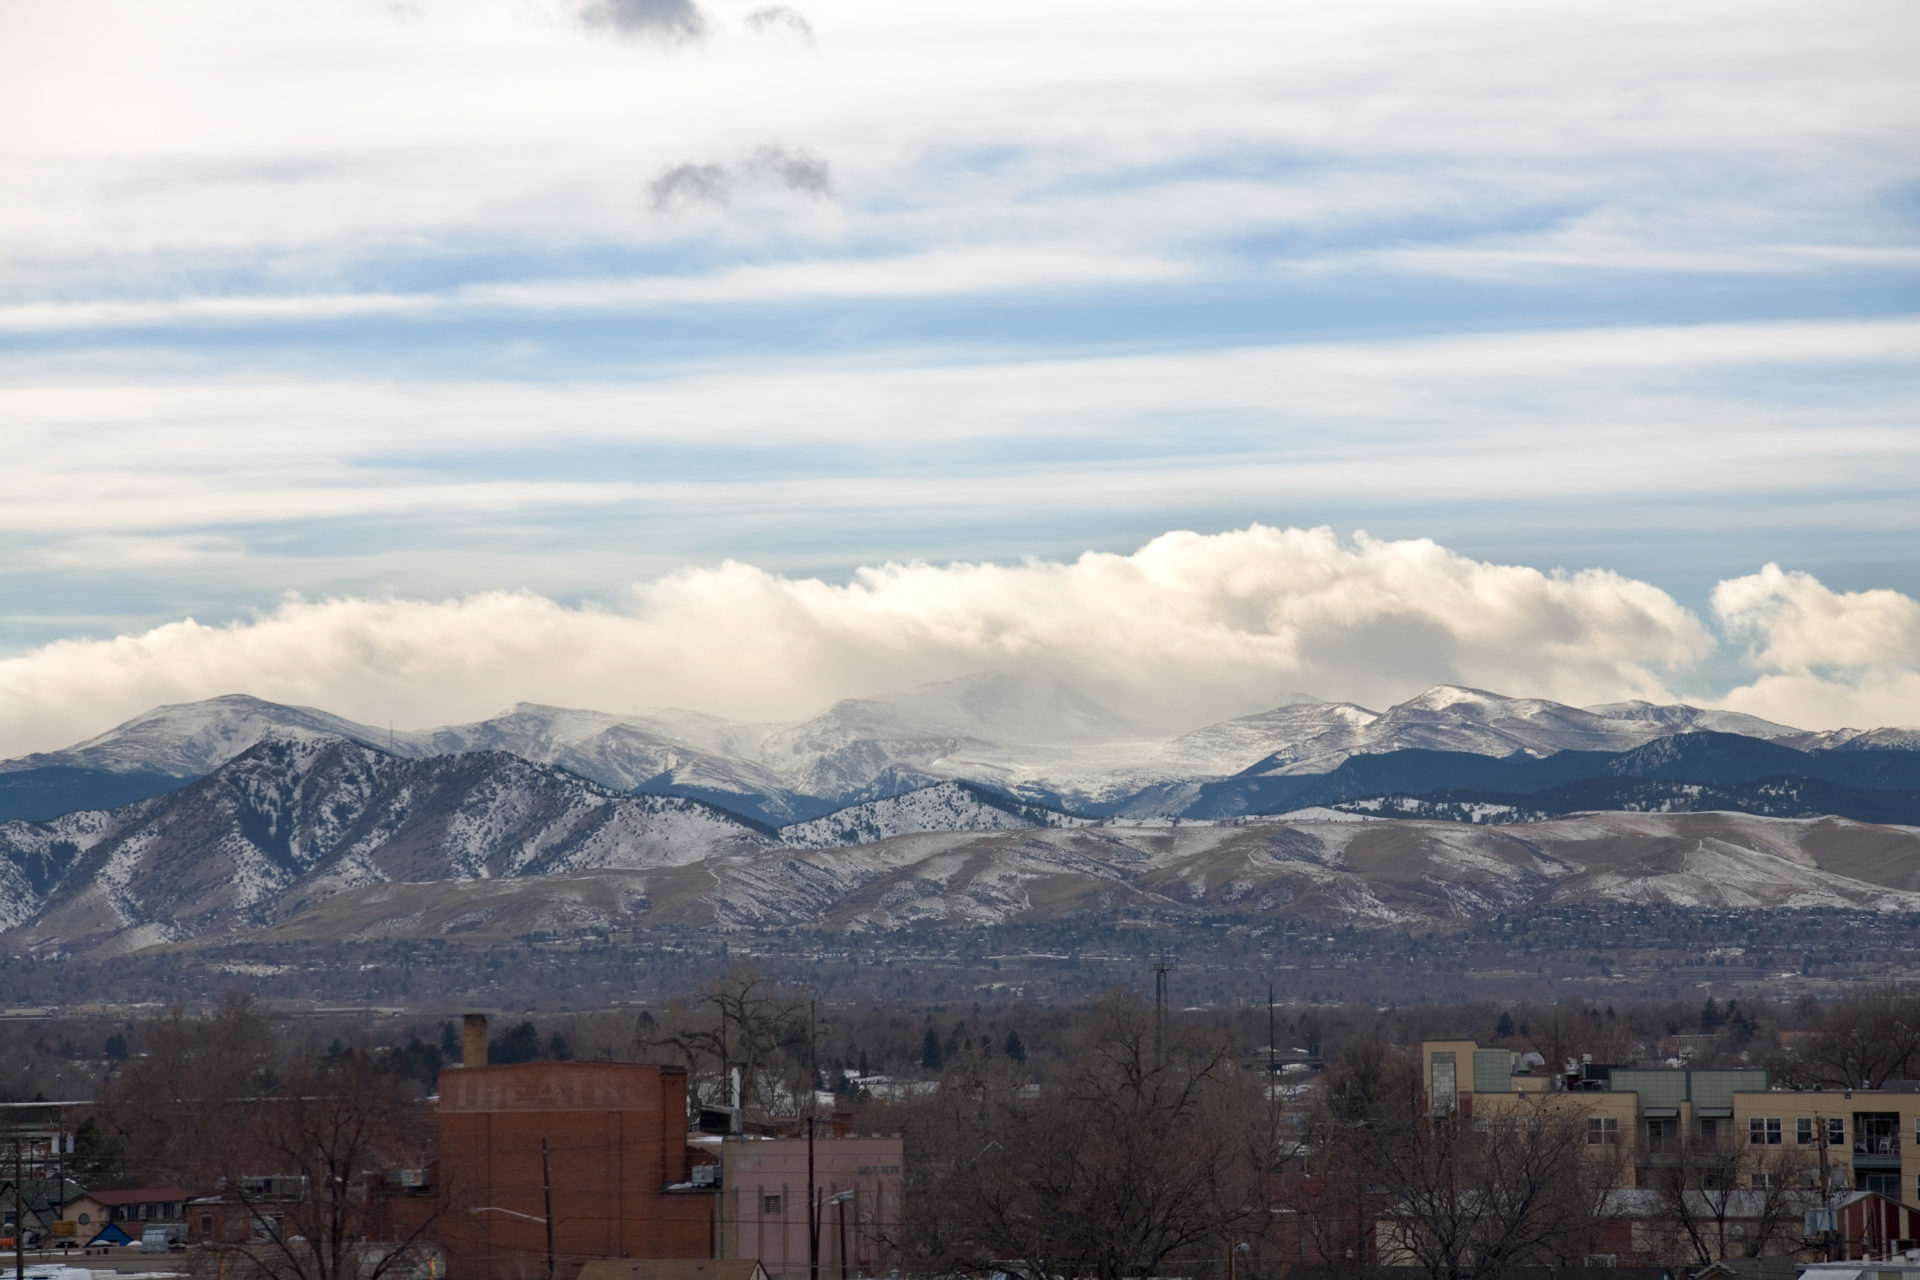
[1423,1040,1920,1201]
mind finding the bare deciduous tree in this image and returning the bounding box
[100,991,276,1188]
[201,1055,450,1280]
[899,994,1295,1280]
[1641,1135,1816,1265]
[641,968,811,1118]
[1375,1090,1610,1280]
[1794,983,1920,1089]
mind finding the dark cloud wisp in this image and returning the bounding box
[649,163,730,211]
[745,5,813,40]
[579,0,706,41]
[748,145,833,197]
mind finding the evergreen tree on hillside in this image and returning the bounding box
[491,1021,542,1064]
[921,1028,944,1072]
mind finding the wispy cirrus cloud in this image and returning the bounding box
[1,0,1915,742]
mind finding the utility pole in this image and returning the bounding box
[541,1139,556,1280]
[836,1194,849,1280]
[14,1137,25,1280]
[807,998,820,1280]
[1152,954,1172,1066]
[1267,983,1276,1079]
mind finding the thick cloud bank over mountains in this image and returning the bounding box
[1,527,1915,758]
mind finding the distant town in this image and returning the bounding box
[3,974,1919,1280]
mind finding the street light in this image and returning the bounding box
[470,1136,557,1280]
[469,1207,554,1280]
[824,1191,856,1280]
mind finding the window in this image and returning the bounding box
[1858,1114,1899,1156]
[1431,1053,1458,1115]
[1751,1172,1782,1190]
[1829,1118,1845,1147]
[1648,1117,1678,1152]
[762,1195,782,1217]
[1588,1117,1620,1146]
[1798,1118,1814,1145]
[1749,1117,1781,1145]
[1859,1172,1899,1197]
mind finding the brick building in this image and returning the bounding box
[438,1051,714,1280]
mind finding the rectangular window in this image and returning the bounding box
[1859,1172,1898,1197]
[1431,1053,1458,1115]
[1829,1118,1845,1147]
[1798,1118,1814,1145]
[1588,1117,1619,1146]
[762,1195,782,1216]
[1749,1117,1781,1145]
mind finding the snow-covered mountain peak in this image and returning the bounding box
[1400,685,1501,712]
[8,693,411,778]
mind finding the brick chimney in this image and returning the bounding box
[462,1013,488,1067]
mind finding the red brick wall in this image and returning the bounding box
[439,1063,713,1280]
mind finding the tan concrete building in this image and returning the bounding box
[1423,1040,1920,1202]
[700,1132,902,1280]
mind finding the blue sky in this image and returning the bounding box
[1,0,1917,749]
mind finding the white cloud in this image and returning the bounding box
[1711,565,1920,728]
[1715,565,1920,672]
[0,526,1715,757]
[0,0,1912,291]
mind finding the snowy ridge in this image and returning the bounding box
[7,677,1918,834]
[6,730,1920,954]
[778,779,1093,849]
[0,733,776,953]
[216,809,1920,950]
[1,693,419,777]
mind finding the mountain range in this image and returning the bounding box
[6,731,1918,956]
[5,676,1919,955]
[8,675,1919,827]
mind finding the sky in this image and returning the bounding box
[1,0,1918,754]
